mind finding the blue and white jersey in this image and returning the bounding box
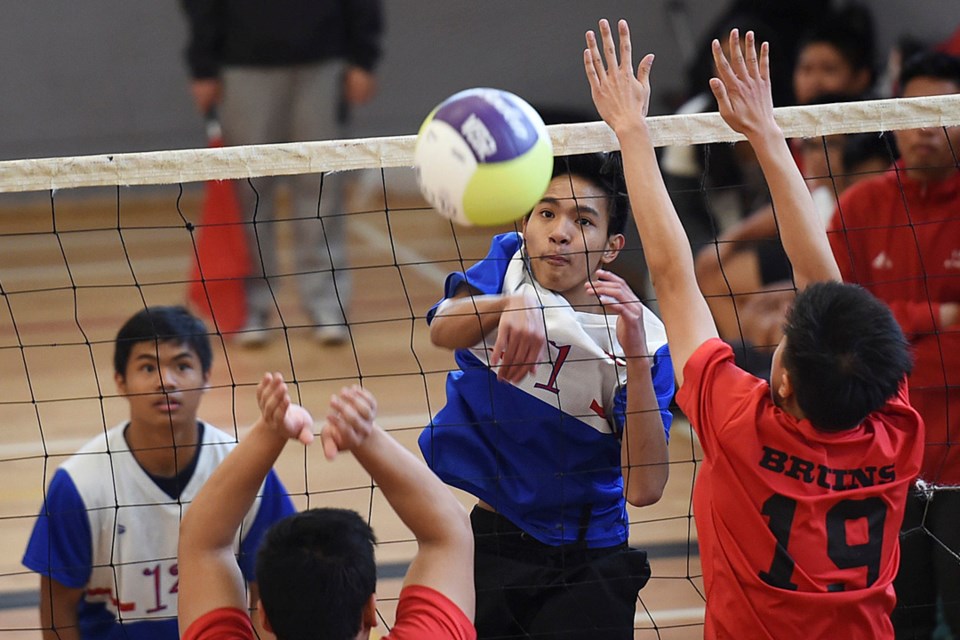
[23,422,295,640]
[419,232,674,548]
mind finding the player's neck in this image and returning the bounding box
[775,395,806,422]
[124,419,201,477]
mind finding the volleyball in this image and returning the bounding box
[414,88,553,227]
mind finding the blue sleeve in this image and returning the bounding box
[238,470,295,582]
[613,343,676,442]
[22,469,93,589]
[426,232,521,324]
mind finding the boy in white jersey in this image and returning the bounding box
[23,306,294,640]
[419,153,675,639]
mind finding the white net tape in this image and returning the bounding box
[0,95,958,193]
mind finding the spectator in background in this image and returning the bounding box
[697,131,893,376]
[663,4,875,254]
[180,1,383,347]
[693,7,877,353]
[826,50,960,638]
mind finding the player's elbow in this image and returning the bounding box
[625,483,665,507]
[429,317,469,351]
[623,465,669,507]
[429,501,474,556]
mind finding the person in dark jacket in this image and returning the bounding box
[181,1,383,347]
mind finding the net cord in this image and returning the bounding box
[1,94,958,194]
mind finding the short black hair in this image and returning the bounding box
[782,282,911,431]
[550,152,629,236]
[255,509,377,640]
[113,306,212,376]
[841,132,894,174]
[899,49,960,94]
[798,5,876,80]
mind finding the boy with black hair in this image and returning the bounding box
[178,374,475,640]
[23,306,294,640]
[792,5,876,106]
[827,48,960,638]
[585,19,922,638]
[419,152,675,639]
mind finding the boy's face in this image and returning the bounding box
[894,76,960,183]
[115,340,209,434]
[793,42,868,105]
[522,174,623,305]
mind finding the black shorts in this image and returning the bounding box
[471,507,651,640]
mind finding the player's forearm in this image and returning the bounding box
[181,422,287,552]
[621,359,668,506]
[430,294,510,349]
[39,578,81,640]
[351,426,470,547]
[747,128,841,286]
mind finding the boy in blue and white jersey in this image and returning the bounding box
[23,306,294,640]
[419,153,675,639]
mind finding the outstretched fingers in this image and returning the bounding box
[759,40,770,83]
[599,18,619,69]
[584,29,605,87]
[743,31,758,76]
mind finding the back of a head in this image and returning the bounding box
[113,305,212,376]
[551,152,629,236]
[783,282,911,431]
[899,48,960,94]
[256,508,377,640]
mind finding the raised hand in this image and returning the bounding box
[709,29,777,138]
[256,372,315,445]
[490,290,546,384]
[585,269,649,359]
[583,18,655,134]
[321,385,378,460]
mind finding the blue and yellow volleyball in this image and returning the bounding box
[414,88,553,227]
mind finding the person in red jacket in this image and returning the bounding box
[827,49,960,638]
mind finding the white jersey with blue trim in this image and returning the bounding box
[420,232,674,548]
[23,421,294,640]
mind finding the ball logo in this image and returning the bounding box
[414,87,552,226]
[484,91,532,142]
[461,114,497,161]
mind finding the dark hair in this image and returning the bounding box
[113,305,212,376]
[841,132,895,174]
[899,49,960,94]
[782,282,911,431]
[798,5,877,85]
[550,152,629,236]
[255,509,377,640]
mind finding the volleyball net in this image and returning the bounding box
[0,94,958,639]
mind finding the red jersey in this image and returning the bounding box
[828,165,960,483]
[182,585,475,640]
[677,339,923,640]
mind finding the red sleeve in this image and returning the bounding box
[675,338,766,457]
[182,608,254,640]
[385,585,476,640]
